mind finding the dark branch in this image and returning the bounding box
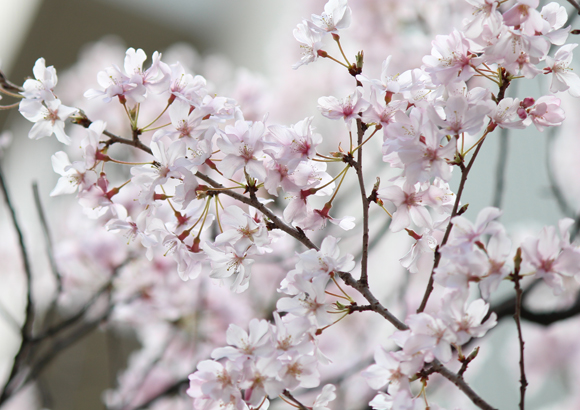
[30,279,113,342]
[565,0,580,14]
[131,377,189,410]
[282,390,310,410]
[0,161,35,405]
[492,283,580,326]
[32,182,61,293]
[511,250,528,410]
[196,172,318,251]
[71,114,153,155]
[430,361,498,410]
[417,136,486,313]
[354,118,371,286]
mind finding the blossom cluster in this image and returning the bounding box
[188,236,354,409]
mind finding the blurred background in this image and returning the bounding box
[1,0,580,409]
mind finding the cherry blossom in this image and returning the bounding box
[318,87,369,127]
[523,95,565,131]
[423,29,482,85]
[216,119,267,181]
[293,21,325,70]
[544,44,580,97]
[21,57,58,101]
[378,182,433,232]
[50,151,98,196]
[521,219,580,294]
[19,98,77,144]
[463,0,503,39]
[310,0,352,34]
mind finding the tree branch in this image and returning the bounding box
[512,270,527,410]
[0,161,35,405]
[71,114,153,155]
[353,118,371,286]
[32,182,63,328]
[565,0,580,14]
[195,172,318,251]
[417,136,486,313]
[430,360,498,410]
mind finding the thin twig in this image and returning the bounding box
[353,119,371,286]
[195,172,318,251]
[282,390,309,410]
[565,0,580,14]
[71,115,153,155]
[417,67,511,312]
[337,270,407,330]
[348,304,374,313]
[417,137,487,313]
[30,279,113,342]
[131,378,189,410]
[32,182,62,314]
[0,161,35,405]
[511,249,527,410]
[430,361,498,410]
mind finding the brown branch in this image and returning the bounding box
[566,0,580,14]
[353,118,371,286]
[511,249,528,410]
[490,278,580,325]
[32,182,59,287]
[348,304,374,313]
[20,309,112,393]
[195,172,318,251]
[430,360,498,410]
[0,161,35,406]
[71,104,499,410]
[130,378,189,410]
[282,390,309,410]
[416,137,486,313]
[337,270,407,331]
[418,72,512,313]
[30,279,113,342]
[0,70,24,94]
[71,114,153,155]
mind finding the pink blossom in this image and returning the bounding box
[310,0,352,34]
[378,183,433,232]
[19,98,77,144]
[312,384,336,410]
[463,0,503,39]
[211,319,273,362]
[521,219,580,294]
[318,87,369,127]
[216,120,267,181]
[21,57,58,101]
[544,44,580,97]
[203,241,257,293]
[293,20,324,70]
[523,95,565,132]
[50,151,98,196]
[423,29,482,85]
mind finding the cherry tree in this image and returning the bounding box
[2,0,580,409]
